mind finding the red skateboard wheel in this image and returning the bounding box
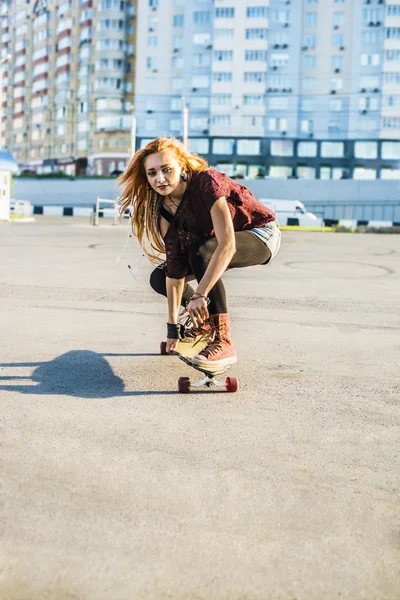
[225,376,239,393]
[178,376,190,393]
[160,341,168,355]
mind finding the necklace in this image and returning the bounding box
[167,195,180,209]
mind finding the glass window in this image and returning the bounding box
[213,139,234,154]
[237,140,261,155]
[330,99,343,111]
[380,169,400,180]
[297,141,317,157]
[271,139,293,156]
[216,163,235,176]
[304,34,316,48]
[303,55,316,68]
[353,168,376,180]
[381,142,400,159]
[190,96,209,109]
[189,138,209,154]
[354,142,377,159]
[333,12,345,26]
[306,12,318,26]
[145,119,156,131]
[269,165,293,178]
[246,6,268,18]
[297,166,316,179]
[269,97,289,110]
[215,8,235,18]
[173,15,184,27]
[321,142,344,157]
[169,118,181,130]
[302,77,315,90]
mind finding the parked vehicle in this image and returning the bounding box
[259,198,323,227]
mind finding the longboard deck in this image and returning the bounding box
[176,339,208,359]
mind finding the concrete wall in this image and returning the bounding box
[13,177,400,221]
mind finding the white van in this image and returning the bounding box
[259,198,323,228]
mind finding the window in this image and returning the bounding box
[170,118,181,131]
[330,99,343,111]
[382,95,400,108]
[387,6,400,16]
[297,167,316,179]
[245,28,267,39]
[332,34,344,47]
[301,119,313,133]
[212,94,231,105]
[243,95,263,105]
[246,6,268,18]
[303,55,316,69]
[190,117,208,130]
[331,55,343,70]
[382,117,400,129]
[171,77,183,89]
[213,139,234,154]
[381,142,400,159]
[170,97,181,111]
[148,35,158,47]
[269,97,289,110]
[328,121,341,133]
[304,34,316,49]
[269,118,288,131]
[354,142,377,159]
[331,78,343,90]
[192,75,210,87]
[361,54,380,66]
[353,168,376,180]
[194,11,210,24]
[214,29,234,40]
[362,31,379,44]
[214,50,233,61]
[145,119,156,131]
[301,98,315,112]
[297,141,317,157]
[172,56,183,68]
[173,15,184,27]
[213,72,232,83]
[359,97,379,111]
[271,54,289,67]
[245,50,267,62]
[189,139,209,154]
[269,166,293,178]
[271,9,291,24]
[149,0,159,6]
[385,50,400,62]
[243,116,263,127]
[237,140,260,155]
[384,73,400,85]
[361,75,379,89]
[306,12,318,26]
[192,53,210,67]
[191,96,209,109]
[215,8,234,18]
[245,72,266,83]
[271,140,293,156]
[302,77,315,90]
[333,12,345,27]
[321,142,344,157]
[381,169,400,180]
[363,8,381,23]
[211,115,231,126]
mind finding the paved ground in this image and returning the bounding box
[1,217,399,600]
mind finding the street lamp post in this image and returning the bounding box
[0,54,12,149]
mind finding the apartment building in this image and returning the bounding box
[0,0,136,175]
[135,0,400,180]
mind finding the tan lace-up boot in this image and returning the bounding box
[191,313,237,371]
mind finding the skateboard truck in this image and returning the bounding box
[160,341,239,393]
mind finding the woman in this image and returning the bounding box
[118,137,281,372]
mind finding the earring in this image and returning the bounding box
[181,172,188,182]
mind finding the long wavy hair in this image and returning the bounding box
[118,137,208,264]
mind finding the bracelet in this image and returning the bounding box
[189,293,208,302]
[167,322,184,340]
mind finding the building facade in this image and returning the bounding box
[1,0,136,175]
[135,0,400,180]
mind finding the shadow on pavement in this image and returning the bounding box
[0,350,178,397]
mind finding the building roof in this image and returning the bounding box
[0,150,19,174]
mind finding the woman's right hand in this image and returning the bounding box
[167,338,179,353]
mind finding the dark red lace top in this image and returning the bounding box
[163,169,276,279]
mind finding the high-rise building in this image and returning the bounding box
[135,0,400,180]
[1,0,136,175]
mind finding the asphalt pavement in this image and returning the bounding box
[1,217,399,600]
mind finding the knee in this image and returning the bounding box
[149,265,166,295]
[190,238,217,266]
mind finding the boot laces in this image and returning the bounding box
[179,313,216,347]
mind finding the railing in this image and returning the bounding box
[92,197,130,226]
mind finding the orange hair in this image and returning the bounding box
[118,137,208,264]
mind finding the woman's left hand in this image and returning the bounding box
[187,297,209,327]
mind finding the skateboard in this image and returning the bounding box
[160,339,239,393]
